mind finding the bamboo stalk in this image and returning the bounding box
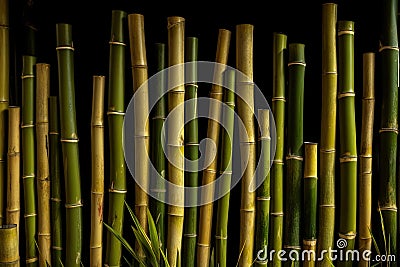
[236,24,256,267]
[49,96,63,267]
[56,23,82,267]
[182,36,199,267]
[90,75,105,267]
[254,109,271,267]
[35,63,51,267]
[284,43,305,267]
[269,32,287,267]
[0,224,19,266]
[317,4,337,266]
[105,10,127,266]
[215,69,235,267]
[378,0,398,259]
[166,16,185,267]
[358,53,375,267]
[0,0,9,225]
[337,20,357,267]
[303,142,318,267]
[128,13,150,262]
[6,107,20,237]
[21,54,38,266]
[197,28,231,267]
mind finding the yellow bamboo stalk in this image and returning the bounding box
[197,28,231,267]
[6,107,20,237]
[166,16,185,267]
[236,24,256,267]
[35,63,51,267]
[0,224,19,266]
[90,75,105,267]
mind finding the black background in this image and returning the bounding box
[8,0,383,265]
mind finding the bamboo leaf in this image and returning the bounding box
[147,208,161,263]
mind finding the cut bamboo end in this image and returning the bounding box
[0,224,19,264]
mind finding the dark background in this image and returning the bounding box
[8,0,383,265]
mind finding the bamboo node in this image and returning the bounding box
[338,92,355,99]
[240,208,255,212]
[49,131,60,135]
[286,155,303,161]
[152,115,166,120]
[134,203,148,207]
[258,136,271,141]
[270,212,284,216]
[131,64,148,69]
[183,233,197,237]
[167,212,184,217]
[303,239,317,246]
[60,138,79,143]
[0,159,5,162]
[338,232,357,240]
[338,30,354,36]
[360,154,372,158]
[379,128,399,134]
[204,168,217,174]
[21,124,34,128]
[219,170,233,175]
[359,236,372,240]
[272,159,284,165]
[56,46,75,51]
[185,142,199,146]
[38,232,51,237]
[237,81,255,86]
[362,96,375,101]
[215,235,227,240]
[65,203,83,208]
[378,45,399,52]
[22,174,35,179]
[109,41,126,46]
[107,111,125,116]
[52,246,63,251]
[51,197,62,202]
[272,97,286,102]
[186,83,198,88]
[197,243,211,248]
[26,257,39,264]
[90,244,102,249]
[209,92,224,97]
[0,24,9,29]
[288,62,306,67]
[24,213,37,218]
[91,191,104,195]
[304,176,318,179]
[319,204,335,208]
[339,156,357,163]
[109,188,127,194]
[323,71,337,75]
[320,148,335,153]
[256,196,271,201]
[0,99,9,103]
[283,245,302,250]
[6,208,20,212]
[240,141,256,145]
[21,74,35,79]
[150,188,167,193]
[377,206,397,212]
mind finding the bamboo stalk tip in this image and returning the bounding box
[322,2,338,8]
[128,13,144,20]
[167,16,185,28]
[112,9,127,17]
[236,24,254,32]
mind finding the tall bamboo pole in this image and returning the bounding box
[56,23,82,267]
[49,96,63,267]
[270,32,287,267]
[337,20,357,267]
[6,107,20,237]
[197,28,231,267]
[378,0,398,259]
[0,224,19,267]
[182,36,199,267]
[166,16,185,267]
[105,10,127,266]
[215,69,235,267]
[236,24,256,267]
[317,4,337,266]
[36,63,51,267]
[358,53,375,267]
[21,55,38,266]
[0,0,9,224]
[303,142,318,267]
[90,75,105,267]
[254,109,271,267]
[128,13,150,262]
[284,43,305,267]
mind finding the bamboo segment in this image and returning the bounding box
[197,28,231,267]
[378,0,398,258]
[6,107,20,237]
[128,13,150,262]
[150,42,167,255]
[337,21,357,267]
[21,55,38,266]
[236,24,256,267]
[0,0,9,225]
[35,63,51,267]
[182,37,199,267]
[317,4,337,266]
[254,109,271,267]
[284,43,305,267]
[166,16,185,267]
[303,143,318,267]
[49,96,63,267]
[0,224,19,266]
[215,70,235,267]
[56,23,82,267]
[269,32,287,267]
[358,53,374,267]
[90,76,105,267]
[105,10,127,266]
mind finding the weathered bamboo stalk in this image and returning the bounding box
[0,224,19,266]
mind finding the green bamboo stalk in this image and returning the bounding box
[337,20,357,267]
[283,43,305,267]
[150,42,167,258]
[197,28,231,267]
[358,53,375,267]
[254,109,271,267]
[105,10,127,266]
[215,70,235,267]
[0,224,19,266]
[0,0,9,225]
[182,36,199,267]
[166,16,185,267]
[49,96,63,267]
[317,4,337,266]
[21,54,38,266]
[36,63,51,267]
[56,23,82,267]
[303,142,318,267]
[378,0,398,260]
[90,75,105,267]
[269,32,287,267]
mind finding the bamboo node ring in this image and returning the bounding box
[379,128,399,134]
[22,174,35,179]
[49,131,60,135]
[56,46,74,51]
[256,197,271,201]
[215,235,228,240]
[107,111,125,116]
[272,97,286,102]
[338,92,355,99]
[186,83,198,88]
[65,203,83,208]
[379,45,399,52]
[21,74,35,79]
[338,232,357,239]
[21,124,34,128]
[24,213,37,218]
[26,257,39,264]
[108,188,127,194]
[109,41,126,46]
[197,243,210,248]
[284,245,302,250]
[286,155,303,161]
[338,30,354,36]
[61,138,79,143]
[183,233,197,237]
[288,62,306,67]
